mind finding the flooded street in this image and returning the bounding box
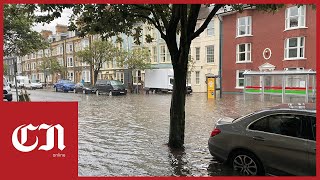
[13,89,281,176]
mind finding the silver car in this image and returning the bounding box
[208,103,316,176]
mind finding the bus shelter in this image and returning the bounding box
[243,69,316,103]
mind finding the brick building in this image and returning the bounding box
[219,5,316,93]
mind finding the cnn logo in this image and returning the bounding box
[12,124,66,152]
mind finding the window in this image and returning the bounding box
[236,43,251,63]
[195,22,201,38]
[57,46,63,55]
[38,50,43,58]
[187,72,191,84]
[153,46,158,63]
[249,114,314,140]
[195,71,200,84]
[237,16,252,36]
[285,6,306,30]
[67,71,74,81]
[67,57,74,67]
[160,45,166,63]
[285,37,305,59]
[207,20,214,36]
[195,47,200,61]
[67,43,73,53]
[58,58,64,66]
[236,70,246,88]
[206,46,214,63]
[82,70,90,82]
[82,39,89,49]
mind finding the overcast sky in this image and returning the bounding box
[32,9,73,33]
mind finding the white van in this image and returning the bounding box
[3,76,13,101]
[13,76,31,89]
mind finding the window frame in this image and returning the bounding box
[236,43,251,63]
[236,16,252,37]
[285,5,306,30]
[207,20,214,36]
[206,45,214,63]
[284,36,305,60]
[236,70,246,88]
[195,47,200,61]
[195,71,200,85]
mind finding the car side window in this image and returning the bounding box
[249,114,303,138]
[300,116,316,141]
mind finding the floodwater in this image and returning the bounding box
[76,92,280,176]
[9,89,282,176]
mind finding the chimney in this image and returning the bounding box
[41,30,53,39]
[55,24,68,34]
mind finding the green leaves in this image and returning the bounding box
[4,4,48,57]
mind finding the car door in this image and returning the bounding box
[246,113,309,175]
[106,81,112,92]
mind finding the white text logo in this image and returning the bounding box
[12,124,66,152]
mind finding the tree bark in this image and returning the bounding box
[168,47,188,149]
[93,69,99,85]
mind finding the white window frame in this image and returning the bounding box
[284,37,305,60]
[153,46,158,63]
[236,43,251,63]
[237,16,252,37]
[195,47,200,61]
[67,57,74,67]
[207,20,214,36]
[195,71,200,85]
[206,46,214,63]
[67,43,73,53]
[285,5,306,30]
[67,71,74,82]
[236,70,246,89]
[160,45,166,63]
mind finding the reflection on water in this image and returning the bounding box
[78,93,279,176]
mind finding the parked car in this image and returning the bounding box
[30,80,43,90]
[3,76,13,101]
[74,83,96,94]
[208,103,316,176]
[54,79,75,92]
[94,80,127,96]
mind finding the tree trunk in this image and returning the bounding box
[93,70,99,85]
[168,51,188,149]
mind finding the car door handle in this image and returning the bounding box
[252,136,265,141]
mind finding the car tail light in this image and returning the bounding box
[210,128,221,137]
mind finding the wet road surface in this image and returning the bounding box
[7,89,280,176]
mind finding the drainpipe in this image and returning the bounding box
[217,15,223,98]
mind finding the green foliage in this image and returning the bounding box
[117,47,151,70]
[76,40,118,71]
[38,55,65,76]
[4,4,48,57]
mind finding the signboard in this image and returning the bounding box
[207,77,215,99]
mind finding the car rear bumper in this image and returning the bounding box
[208,138,229,162]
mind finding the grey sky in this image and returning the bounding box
[32,9,73,33]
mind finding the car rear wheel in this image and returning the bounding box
[230,151,264,176]
[55,87,58,92]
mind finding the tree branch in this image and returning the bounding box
[190,4,225,40]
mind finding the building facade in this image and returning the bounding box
[220,5,316,93]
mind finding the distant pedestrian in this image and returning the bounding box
[81,79,85,85]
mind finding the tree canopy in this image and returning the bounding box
[4,4,48,57]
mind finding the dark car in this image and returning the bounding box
[54,79,75,92]
[208,103,316,176]
[94,80,127,96]
[74,83,96,94]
